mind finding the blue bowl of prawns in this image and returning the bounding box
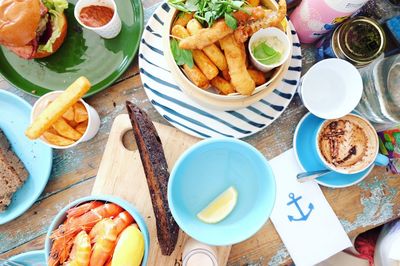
[163,0,291,110]
[45,195,150,266]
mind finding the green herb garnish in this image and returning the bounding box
[168,0,245,29]
[171,38,194,68]
[224,12,237,29]
[252,42,282,65]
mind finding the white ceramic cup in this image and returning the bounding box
[31,91,101,149]
[248,27,291,72]
[74,0,122,39]
[298,58,363,120]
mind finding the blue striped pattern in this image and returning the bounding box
[145,26,162,38]
[138,5,302,139]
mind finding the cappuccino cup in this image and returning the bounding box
[315,114,389,174]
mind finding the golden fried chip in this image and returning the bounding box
[173,12,193,27]
[62,106,75,121]
[211,76,236,95]
[73,102,89,123]
[248,69,267,86]
[43,131,75,146]
[52,118,82,141]
[75,121,88,135]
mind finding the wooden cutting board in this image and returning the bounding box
[92,114,231,265]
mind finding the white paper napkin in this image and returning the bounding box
[269,149,352,266]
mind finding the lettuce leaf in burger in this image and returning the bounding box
[0,0,68,59]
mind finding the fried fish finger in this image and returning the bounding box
[186,19,228,71]
[220,34,255,95]
[179,19,233,50]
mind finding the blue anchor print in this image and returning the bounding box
[287,193,314,222]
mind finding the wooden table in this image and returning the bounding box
[1,1,400,265]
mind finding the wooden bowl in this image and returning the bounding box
[163,0,292,110]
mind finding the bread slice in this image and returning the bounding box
[0,129,28,182]
[0,192,12,212]
[0,129,29,212]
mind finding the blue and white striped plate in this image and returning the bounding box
[139,3,302,139]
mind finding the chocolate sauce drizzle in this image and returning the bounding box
[321,120,357,166]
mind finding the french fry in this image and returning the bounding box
[220,34,255,95]
[248,69,267,86]
[186,19,228,71]
[66,119,78,128]
[43,131,75,146]
[73,102,88,123]
[221,69,231,81]
[25,77,91,140]
[172,25,218,80]
[211,76,236,95]
[248,0,260,7]
[173,12,193,27]
[191,50,219,80]
[171,25,210,88]
[46,127,58,135]
[62,106,74,121]
[75,121,88,135]
[171,24,190,39]
[183,64,209,89]
[52,118,82,141]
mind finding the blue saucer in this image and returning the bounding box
[293,113,372,188]
[9,250,46,265]
[0,90,52,224]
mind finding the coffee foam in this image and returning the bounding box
[318,115,378,173]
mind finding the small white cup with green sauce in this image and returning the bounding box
[249,27,291,72]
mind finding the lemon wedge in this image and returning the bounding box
[197,186,238,224]
[111,225,144,266]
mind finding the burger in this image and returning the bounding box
[0,0,68,59]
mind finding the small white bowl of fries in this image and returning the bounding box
[25,77,101,149]
[164,0,292,111]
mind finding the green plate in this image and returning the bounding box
[0,0,143,97]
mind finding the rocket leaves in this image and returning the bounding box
[170,38,194,68]
[168,0,245,29]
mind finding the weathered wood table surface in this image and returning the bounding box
[1,1,400,265]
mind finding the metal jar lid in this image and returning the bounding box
[334,17,386,67]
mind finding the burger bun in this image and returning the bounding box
[34,13,68,59]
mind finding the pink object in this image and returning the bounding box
[290,0,369,43]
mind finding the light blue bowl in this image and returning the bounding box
[44,195,149,265]
[168,138,276,246]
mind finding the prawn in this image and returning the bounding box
[179,0,286,50]
[89,211,135,263]
[48,203,123,266]
[113,211,135,235]
[89,218,118,266]
[66,201,103,219]
[64,231,91,266]
[234,0,287,43]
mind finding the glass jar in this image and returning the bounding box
[356,54,400,124]
[316,17,386,67]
